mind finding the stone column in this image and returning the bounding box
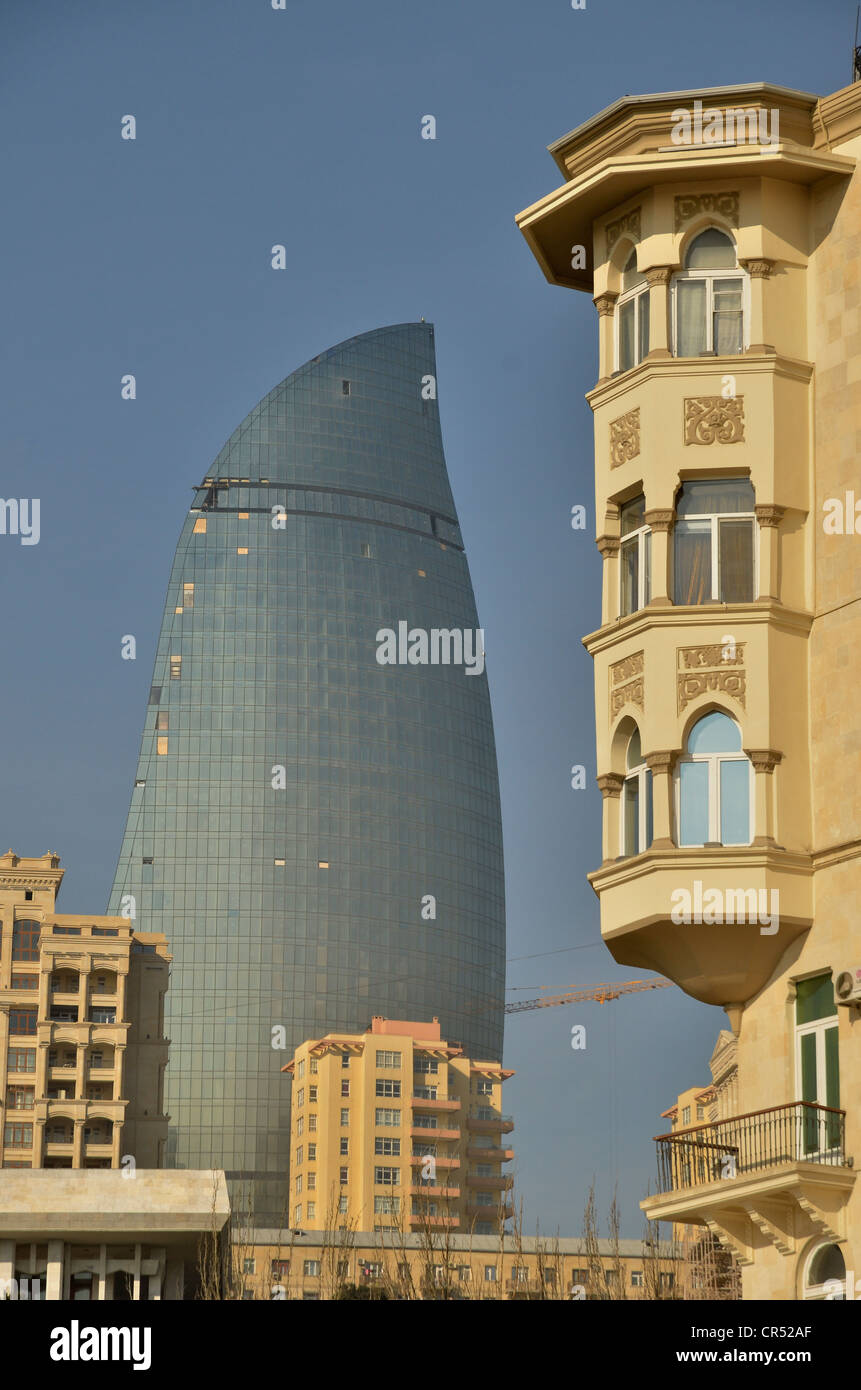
[596,536,620,625]
[644,266,673,359]
[0,1240,15,1292]
[746,749,783,847]
[645,751,676,849]
[593,292,618,384]
[73,1116,85,1168]
[597,774,624,863]
[755,504,784,602]
[739,259,775,354]
[644,509,674,607]
[46,1241,64,1300]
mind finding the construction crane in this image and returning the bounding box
[505,978,673,1015]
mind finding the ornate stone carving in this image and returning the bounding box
[754,504,784,529]
[677,643,746,713]
[746,748,783,774]
[596,535,620,558]
[644,508,674,533]
[645,750,674,774]
[596,773,624,799]
[674,192,739,231]
[739,258,775,279]
[610,408,640,468]
[643,265,673,287]
[606,209,640,259]
[593,292,618,317]
[684,395,745,446]
[610,650,644,719]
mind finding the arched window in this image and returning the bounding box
[619,494,651,615]
[673,478,756,605]
[622,727,652,856]
[672,229,746,357]
[803,1243,846,1300]
[616,250,650,372]
[675,712,751,847]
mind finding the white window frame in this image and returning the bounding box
[619,524,651,617]
[672,507,758,604]
[670,257,750,356]
[674,734,754,848]
[621,758,652,856]
[794,1014,840,1160]
[614,276,650,373]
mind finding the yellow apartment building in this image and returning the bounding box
[283,1016,514,1235]
[518,79,861,1299]
[239,1230,680,1301]
[0,850,170,1171]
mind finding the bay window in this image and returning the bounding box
[622,727,653,856]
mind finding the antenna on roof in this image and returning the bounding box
[854,4,861,83]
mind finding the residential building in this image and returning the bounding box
[518,79,861,1299]
[107,323,506,1222]
[239,1230,680,1301]
[0,850,169,1171]
[283,1016,514,1235]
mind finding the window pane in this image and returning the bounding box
[623,777,639,855]
[719,760,750,844]
[619,300,635,372]
[620,537,639,616]
[685,229,736,269]
[620,495,645,535]
[719,519,754,602]
[638,292,650,363]
[796,975,837,1025]
[676,279,706,356]
[713,279,743,355]
[687,711,742,755]
[679,762,709,845]
[674,519,711,604]
[676,479,755,517]
[626,728,642,771]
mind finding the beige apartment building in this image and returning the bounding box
[240,1230,679,1301]
[283,1016,514,1235]
[0,850,170,1170]
[518,79,861,1299]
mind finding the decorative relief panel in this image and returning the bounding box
[610,408,640,468]
[606,209,641,259]
[674,192,739,231]
[677,644,746,713]
[684,395,745,446]
[610,651,644,720]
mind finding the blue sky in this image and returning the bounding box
[0,0,851,1235]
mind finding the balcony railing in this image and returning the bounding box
[655,1102,848,1193]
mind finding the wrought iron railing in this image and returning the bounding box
[655,1102,847,1193]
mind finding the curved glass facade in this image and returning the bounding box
[108,323,506,1221]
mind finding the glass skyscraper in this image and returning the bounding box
[108,323,506,1221]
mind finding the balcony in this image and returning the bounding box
[410,1155,460,1170]
[467,1145,514,1162]
[409,1184,460,1199]
[467,1111,514,1134]
[411,1093,460,1111]
[410,1126,460,1141]
[467,1174,513,1191]
[589,845,812,1008]
[408,1214,459,1230]
[643,1103,856,1266]
[467,1201,514,1220]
